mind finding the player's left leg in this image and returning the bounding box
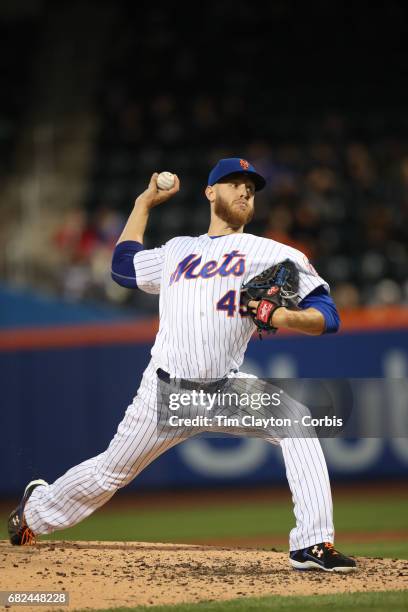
[11,360,188,541]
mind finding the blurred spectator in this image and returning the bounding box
[331,283,361,310]
[371,279,403,306]
[52,206,125,302]
[264,204,313,258]
[53,208,93,262]
[1,1,407,314]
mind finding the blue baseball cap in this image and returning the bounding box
[208,157,266,191]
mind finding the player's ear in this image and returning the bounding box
[205,185,215,203]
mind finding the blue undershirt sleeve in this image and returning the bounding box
[298,285,340,334]
[111,240,144,288]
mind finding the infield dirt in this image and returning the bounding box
[1,540,407,611]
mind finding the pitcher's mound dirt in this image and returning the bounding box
[1,540,407,611]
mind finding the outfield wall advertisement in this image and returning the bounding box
[1,328,407,494]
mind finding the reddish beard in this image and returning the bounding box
[214,195,254,229]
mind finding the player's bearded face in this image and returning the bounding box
[214,191,254,228]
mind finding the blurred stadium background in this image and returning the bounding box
[0,0,407,555]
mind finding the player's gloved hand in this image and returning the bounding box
[136,173,180,210]
[240,259,300,338]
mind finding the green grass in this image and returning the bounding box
[1,493,407,559]
[72,590,408,611]
[332,540,408,560]
[1,497,406,541]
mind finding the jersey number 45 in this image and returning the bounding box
[216,290,250,318]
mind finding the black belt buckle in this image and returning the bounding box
[157,368,227,393]
[157,368,171,383]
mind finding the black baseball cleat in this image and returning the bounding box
[8,479,48,546]
[289,542,357,572]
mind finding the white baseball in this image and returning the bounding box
[157,171,175,190]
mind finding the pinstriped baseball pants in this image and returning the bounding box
[24,359,334,551]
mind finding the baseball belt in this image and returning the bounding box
[156,368,231,393]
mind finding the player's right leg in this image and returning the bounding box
[9,361,187,544]
[226,371,356,572]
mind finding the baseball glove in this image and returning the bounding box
[240,259,300,337]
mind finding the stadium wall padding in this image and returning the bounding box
[1,329,407,495]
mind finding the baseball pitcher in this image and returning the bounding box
[8,158,356,572]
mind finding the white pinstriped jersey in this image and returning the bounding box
[133,233,329,378]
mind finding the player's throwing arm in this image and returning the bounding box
[116,171,180,245]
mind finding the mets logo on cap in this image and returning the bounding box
[240,159,250,170]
